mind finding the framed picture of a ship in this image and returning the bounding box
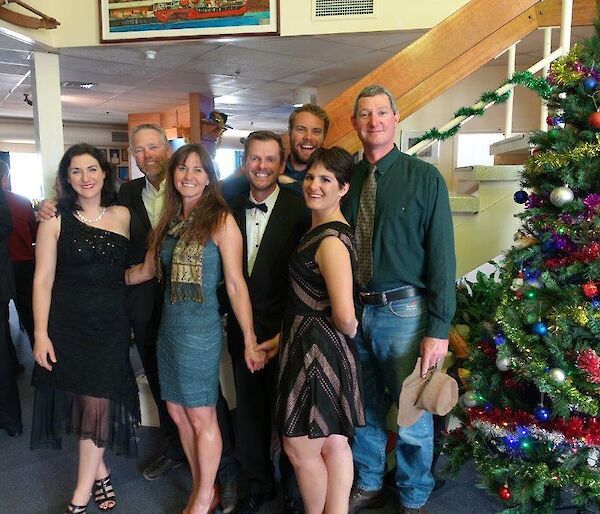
[99,0,278,42]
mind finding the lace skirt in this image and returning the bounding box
[30,384,138,456]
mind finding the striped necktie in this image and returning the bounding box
[355,164,378,288]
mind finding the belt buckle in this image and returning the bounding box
[380,291,388,305]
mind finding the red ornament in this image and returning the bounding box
[513,290,524,299]
[576,349,600,384]
[498,485,512,501]
[582,281,599,298]
[589,111,600,128]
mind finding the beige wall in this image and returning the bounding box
[281,0,469,36]
[1,0,468,49]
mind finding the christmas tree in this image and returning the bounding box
[444,13,600,514]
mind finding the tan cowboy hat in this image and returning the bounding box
[397,357,459,427]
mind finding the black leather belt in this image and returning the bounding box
[359,286,423,306]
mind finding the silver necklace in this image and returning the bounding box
[75,207,106,224]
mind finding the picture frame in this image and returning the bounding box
[120,148,129,163]
[99,0,278,43]
[117,166,129,181]
[108,148,121,166]
[400,130,440,165]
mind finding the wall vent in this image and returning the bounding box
[111,131,129,143]
[313,0,375,19]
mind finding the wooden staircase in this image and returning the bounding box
[323,0,597,152]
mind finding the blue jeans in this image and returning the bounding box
[351,294,434,509]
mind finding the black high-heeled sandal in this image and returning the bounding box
[65,503,87,514]
[92,473,117,511]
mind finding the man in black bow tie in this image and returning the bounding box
[224,131,310,513]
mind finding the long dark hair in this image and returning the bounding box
[149,144,229,251]
[56,143,117,212]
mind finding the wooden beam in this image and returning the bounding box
[535,0,597,27]
[324,0,540,148]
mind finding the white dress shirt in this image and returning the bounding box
[141,178,166,229]
[246,185,280,275]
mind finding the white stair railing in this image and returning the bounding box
[406,0,574,157]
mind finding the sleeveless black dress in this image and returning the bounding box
[275,221,365,439]
[31,211,139,455]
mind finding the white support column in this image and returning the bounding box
[559,0,573,53]
[505,44,516,138]
[31,52,64,198]
[540,28,553,131]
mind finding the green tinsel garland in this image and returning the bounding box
[410,71,553,147]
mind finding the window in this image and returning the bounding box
[8,153,43,201]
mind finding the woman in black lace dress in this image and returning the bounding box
[275,147,365,514]
[31,144,139,514]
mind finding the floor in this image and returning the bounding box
[0,303,582,514]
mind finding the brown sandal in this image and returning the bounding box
[92,473,117,511]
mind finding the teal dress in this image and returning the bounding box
[157,236,223,407]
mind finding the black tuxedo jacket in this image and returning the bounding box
[225,186,309,352]
[118,178,160,322]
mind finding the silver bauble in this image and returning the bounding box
[462,391,479,408]
[548,367,566,383]
[496,356,511,371]
[588,448,599,467]
[550,186,574,207]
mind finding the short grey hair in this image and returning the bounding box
[130,124,169,150]
[352,84,398,117]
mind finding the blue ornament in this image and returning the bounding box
[542,239,555,252]
[504,434,519,450]
[516,425,530,438]
[524,268,541,280]
[583,76,598,90]
[493,333,506,346]
[534,405,550,422]
[483,402,493,412]
[592,299,600,309]
[532,321,548,336]
[513,190,529,204]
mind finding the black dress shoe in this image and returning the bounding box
[219,480,237,513]
[348,487,386,514]
[236,489,276,513]
[283,495,305,514]
[142,455,184,480]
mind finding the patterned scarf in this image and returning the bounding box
[156,208,204,303]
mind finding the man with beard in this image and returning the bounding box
[224,131,309,514]
[283,104,329,182]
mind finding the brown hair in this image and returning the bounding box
[288,104,330,138]
[149,144,229,252]
[243,130,285,164]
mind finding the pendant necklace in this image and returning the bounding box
[75,207,106,224]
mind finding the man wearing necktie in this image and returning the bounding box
[223,131,310,513]
[343,85,456,514]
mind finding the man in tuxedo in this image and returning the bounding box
[117,124,182,479]
[225,131,310,514]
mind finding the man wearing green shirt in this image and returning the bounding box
[344,85,456,514]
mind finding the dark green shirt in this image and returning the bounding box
[342,146,456,339]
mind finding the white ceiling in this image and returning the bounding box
[0,25,592,132]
